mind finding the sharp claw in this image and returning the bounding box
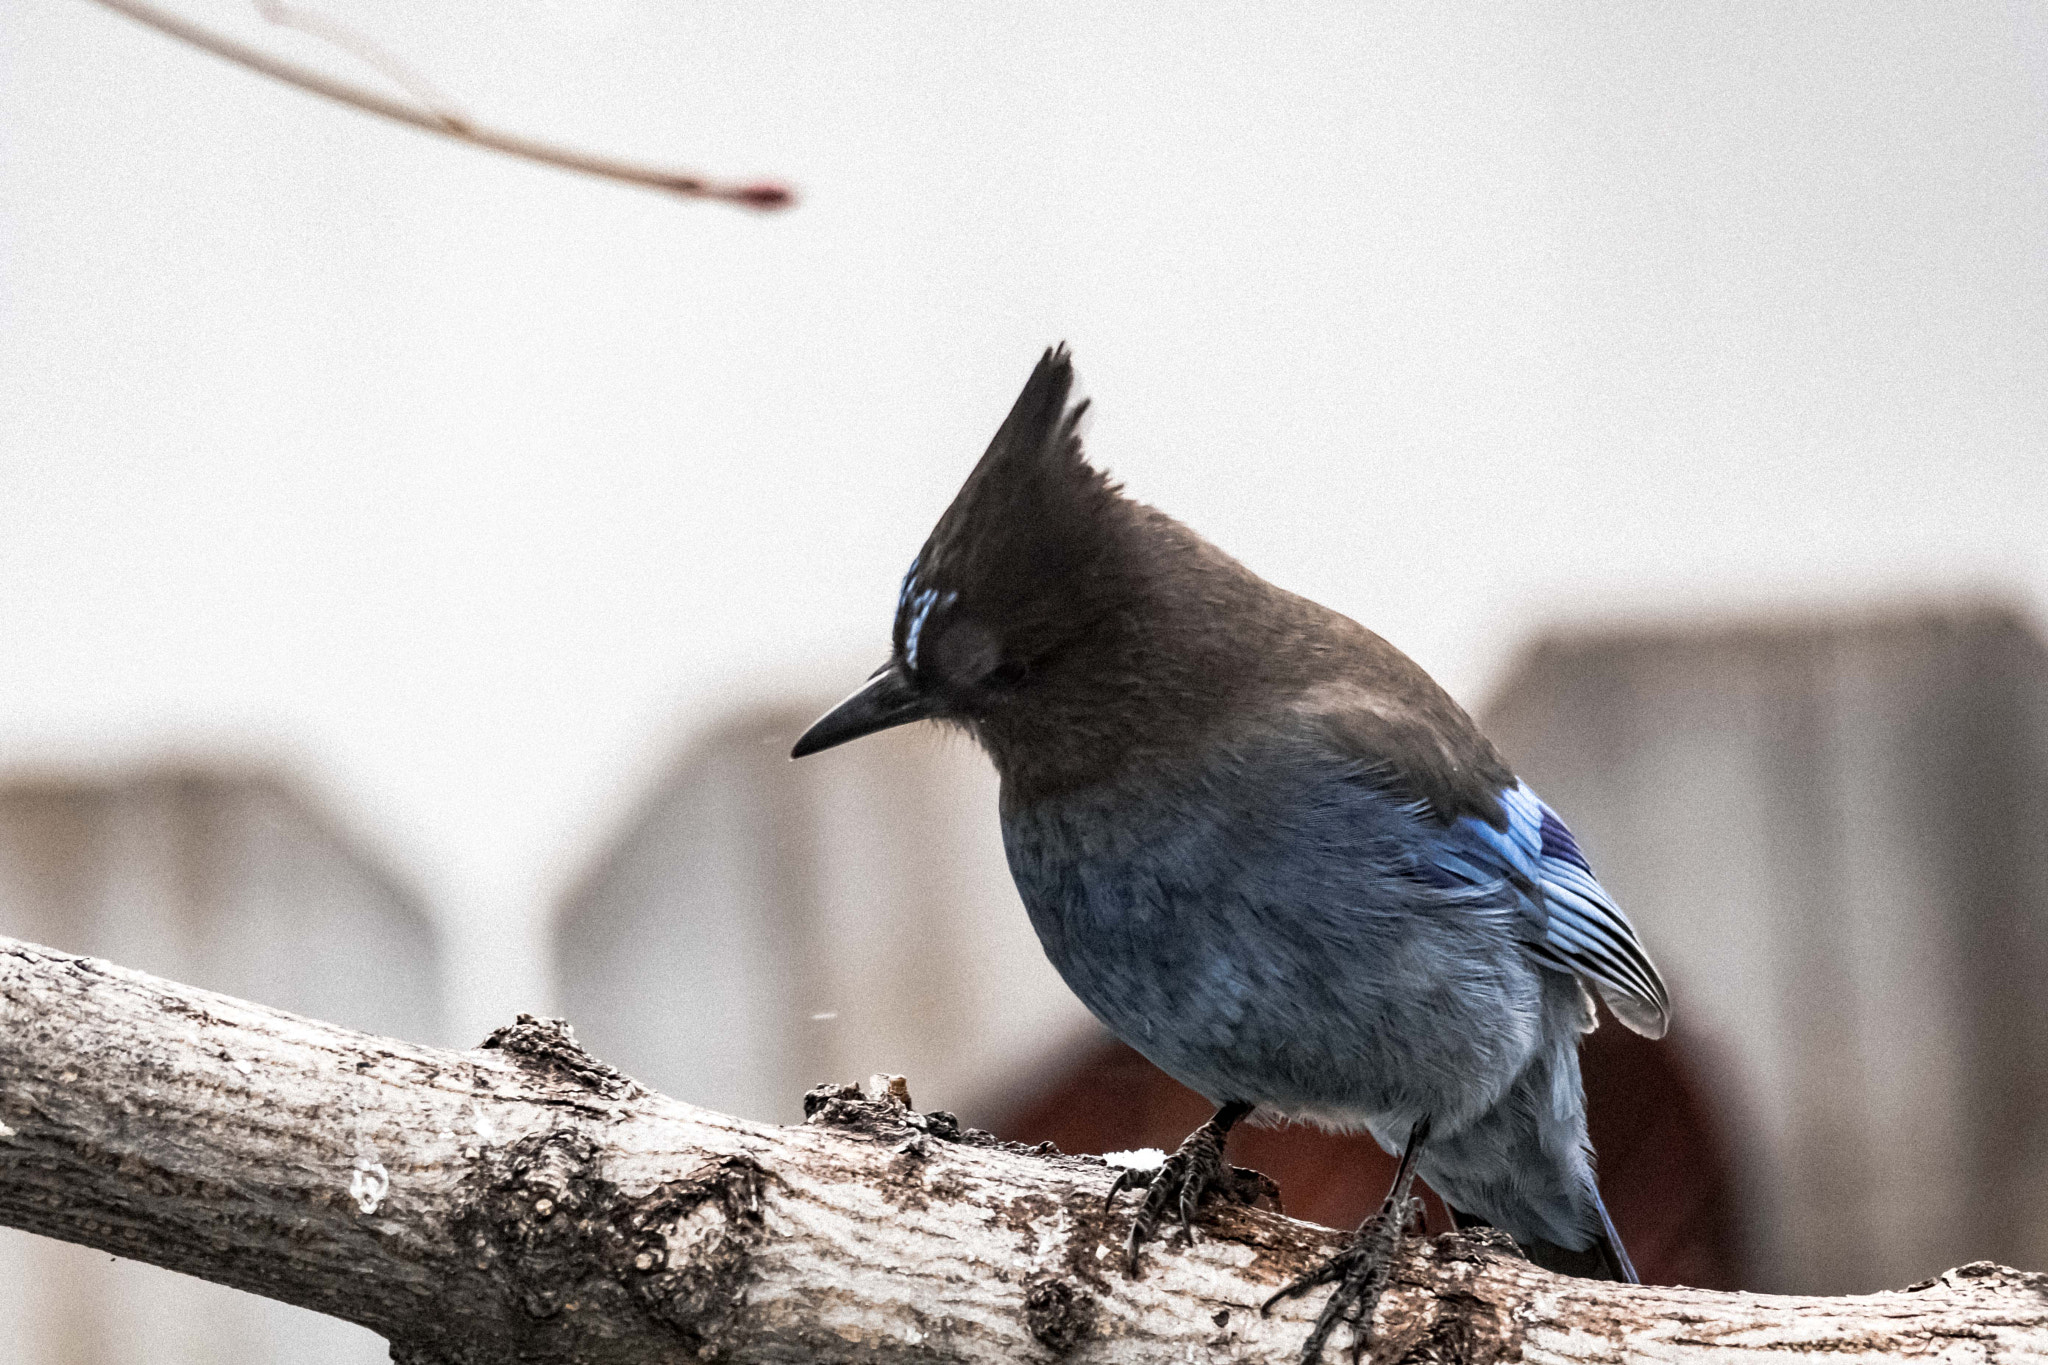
[1260,1256,1335,1315]
[1261,1212,1412,1362]
[1114,1110,1266,1278]
[1125,1209,1152,1272]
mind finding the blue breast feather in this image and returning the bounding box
[1424,783,1670,1039]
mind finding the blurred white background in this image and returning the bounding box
[5,7,2048,1358]
[4,0,2044,1040]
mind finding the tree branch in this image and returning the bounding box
[1,932,2043,1363]
[84,0,794,209]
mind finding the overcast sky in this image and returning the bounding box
[3,1,2044,1034]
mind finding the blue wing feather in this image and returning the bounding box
[1427,782,1670,1038]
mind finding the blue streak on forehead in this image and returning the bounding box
[897,553,924,611]
[897,548,958,671]
[896,553,958,671]
[904,586,941,668]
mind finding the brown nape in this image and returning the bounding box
[968,510,1516,824]
[908,346,1515,821]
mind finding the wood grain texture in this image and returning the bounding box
[2,934,2044,1363]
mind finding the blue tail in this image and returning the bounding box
[1592,1188,1639,1283]
[1448,1189,1638,1283]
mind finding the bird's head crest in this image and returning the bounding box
[888,345,1132,702]
[791,344,1196,768]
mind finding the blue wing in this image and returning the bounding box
[1422,781,1670,1038]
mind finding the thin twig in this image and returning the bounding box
[252,0,467,128]
[86,0,794,210]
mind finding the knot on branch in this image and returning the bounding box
[801,1075,1077,1158]
[801,1078,980,1144]
[1023,1273,1101,1355]
[1907,1261,2048,1298]
[453,1127,766,1359]
[481,1014,640,1101]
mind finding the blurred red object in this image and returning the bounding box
[989,1021,1740,1290]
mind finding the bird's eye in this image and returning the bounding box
[986,658,1029,689]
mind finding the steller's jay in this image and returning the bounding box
[792,346,1670,1363]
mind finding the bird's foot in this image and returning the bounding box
[1106,1118,1276,1276]
[1262,1195,1425,1364]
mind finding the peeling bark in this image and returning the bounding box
[1,934,2045,1363]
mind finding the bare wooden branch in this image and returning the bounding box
[1,932,2044,1363]
[84,0,794,209]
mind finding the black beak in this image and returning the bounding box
[790,662,932,758]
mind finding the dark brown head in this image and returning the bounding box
[790,347,1242,780]
[791,345,1513,815]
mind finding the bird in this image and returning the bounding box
[790,346,1670,1363]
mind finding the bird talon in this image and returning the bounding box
[1178,1185,1205,1242]
[1262,1123,1431,1362]
[1114,1103,1259,1276]
[1277,1239,1397,1365]
[1104,1164,1149,1211]
[1123,1225,1147,1278]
